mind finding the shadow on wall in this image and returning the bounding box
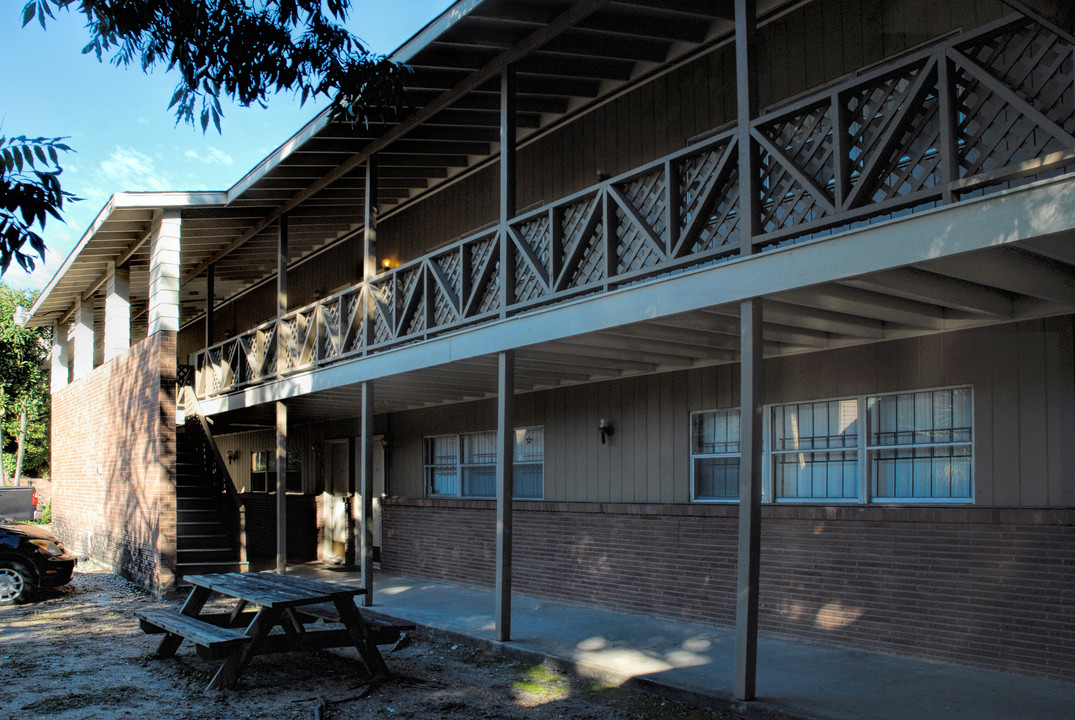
[73,335,176,594]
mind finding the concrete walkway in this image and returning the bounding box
[295,566,1073,720]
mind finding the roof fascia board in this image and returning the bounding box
[27,190,226,324]
[183,0,609,286]
[225,0,489,204]
[392,0,486,63]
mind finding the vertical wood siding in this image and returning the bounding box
[192,1,1008,347]
[385,318,1075,508]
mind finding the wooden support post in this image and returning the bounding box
[276,400,288,574]
[499,65,517,316]
[495,350,515,642]
[364,156,379,349]
[937,51,959,205]
[735,0,760,257]
[360,381,375,606]
[275,214,289,377]
[205,264,215,348]
[735,298,764,701]
[734,0,764,703]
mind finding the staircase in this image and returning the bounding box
[175,424,246,579]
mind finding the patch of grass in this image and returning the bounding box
[21,684,141,713]
[511,664,568,699]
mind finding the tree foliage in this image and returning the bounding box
[0,285,51,479]
[0,135,77,274]
[22,0,411,133]
[4,1,410,275]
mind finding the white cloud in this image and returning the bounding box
[184,146,233,166]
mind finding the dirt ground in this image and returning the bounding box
[0,561,731,720]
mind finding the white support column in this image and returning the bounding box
[359,381,375,606]
[72,299,94,380]
[104,262,130,361]
[149,209,181,336]
[495,349,515,642]
[50,322,70,393]
[276,400,288,574]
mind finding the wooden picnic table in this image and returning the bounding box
[137,571,394,691]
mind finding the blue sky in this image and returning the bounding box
[1,1,453,290]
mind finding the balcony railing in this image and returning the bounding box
[194,14,1075,398]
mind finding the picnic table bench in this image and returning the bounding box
[136,571,399,691]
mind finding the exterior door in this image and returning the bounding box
[355,435,386,560]
[323,439,351,561]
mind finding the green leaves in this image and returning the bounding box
[0,136,76,275]
[0,285,51,479]
[23,0,410,133]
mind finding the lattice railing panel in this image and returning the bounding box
[759,101,835,202]
[344,290,364,354]
[843,62,929,207]
[676,141,739,256]
[613,170,666,275]
[960,22,1075,137]
[693,165,740,255]
[369,279,395,345]
[559,195,605,289]
[513,215,551,303]
[192,16,1075,399]
[320,297,342,360]
[395,266,425,338]
[430,250,463,328]
[871,81,941,203]
[466,234,501,315]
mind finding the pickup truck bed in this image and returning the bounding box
[0,487,37,521]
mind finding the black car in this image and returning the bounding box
[0,520,78,605]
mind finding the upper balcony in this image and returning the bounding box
[25,2,1075,415]
[190,11,1075,404]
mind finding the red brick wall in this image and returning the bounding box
[50,332,177,593]
[381,500,1075,681]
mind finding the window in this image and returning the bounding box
[690,409,740,501]
[867,388,972,501]
[771,399,860,501]
[250,450,302,493]
[766,388,972,504]
[424,427,544,499]
[691,387,974,505]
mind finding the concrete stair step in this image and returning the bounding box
[177,520,227,535]
[177,534,231,550]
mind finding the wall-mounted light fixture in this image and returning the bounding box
[381,258,398,271]
[226,450,239,464]
[598,418,614,444]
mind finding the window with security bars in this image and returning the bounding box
[867,388,973,501]
[690,409,740,501]
[249,450,302,493]
[771,399,860,501]
[424,427,544,499]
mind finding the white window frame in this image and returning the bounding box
[767,396,863,504]
[691,386,974,505]
[689,408,741,503]
[865,387,974,503]
[423,426,544,500]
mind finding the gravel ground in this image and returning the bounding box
[0,561,732,720]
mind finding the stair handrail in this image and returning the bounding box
[178,367,246,563]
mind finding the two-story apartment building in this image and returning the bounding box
[26,0,1075,697]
